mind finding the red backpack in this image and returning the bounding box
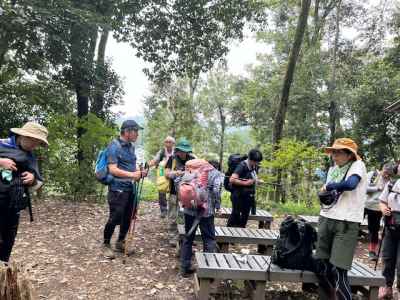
[178,159,214,212]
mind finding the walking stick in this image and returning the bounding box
[123,162,149,263]
[375,223,386,271]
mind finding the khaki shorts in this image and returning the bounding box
[316,216,359,270]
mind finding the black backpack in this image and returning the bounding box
[272,216,318,271]
[223,153,247,192]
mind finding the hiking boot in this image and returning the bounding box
[102,243,115,259]
[180,267,196,278]
[379,286,393,299]
[115,240,126,253]
[160,211,167,219]
[368,251,378,262]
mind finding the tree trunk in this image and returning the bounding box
[91,28,109,119]
[70,24,98,163]
[272,0,312,146]
[217,105,226,168]
[328,0,341,145]
[272,0,311,202]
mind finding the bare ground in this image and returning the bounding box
[10,199,379,300]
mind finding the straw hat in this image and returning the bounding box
[11,122,49,146]
[324,138,360,160]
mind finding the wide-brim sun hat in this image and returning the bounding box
[11,122,49,146]
[175,138,192,153]
[324,138,361,160]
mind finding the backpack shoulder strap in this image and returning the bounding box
[172,157,177,170]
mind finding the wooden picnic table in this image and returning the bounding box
[194,252,385,300]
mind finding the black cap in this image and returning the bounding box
[121,119,143,131]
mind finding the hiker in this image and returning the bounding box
[227,149,263,228]
[149,136,175,218]
[365,163,394,261]
[316,138,367,300]
[0,122,48,262]
[102,120,147,259]
[165,138,195,247]
[377,163,400,299]
[179,159,223,277]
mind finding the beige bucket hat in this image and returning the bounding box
[11,122,49,146]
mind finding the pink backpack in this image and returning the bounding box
[178,159,214,212]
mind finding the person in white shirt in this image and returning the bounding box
[378,163,400,300]
[317,138,367,300]
[365,164,394,261]
[149,136,175,218]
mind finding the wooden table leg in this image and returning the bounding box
[198,278,212,300]
[252,281,265,300]
[368,287,379,300]
[257,221,270,253]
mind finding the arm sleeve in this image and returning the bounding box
[107,142,118,165]
[326,174,361,192]
[232,163,245,178]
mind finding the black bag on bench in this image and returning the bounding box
[272,216,317,271]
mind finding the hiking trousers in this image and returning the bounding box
[381,226,400,287]
[158,192,167,213]
[103,190,135,243]
[0,202,20,262]
[364,208,382,253]
[181,214,216,270]
[167,194,178,242]
[227,190,253,228]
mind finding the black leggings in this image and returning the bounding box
[364,208,382,252]
[318,260,352,300]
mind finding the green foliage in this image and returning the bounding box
[117,0,265,84]
[258,138,324,205]
[268,200,320,216]
[140,179,159,202]
[44,113,117,201]
[349,59,400,164]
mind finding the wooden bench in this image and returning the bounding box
[179,207,273,229]
[217,207,273,229]
[298,215,379,231]
[194,252,385,300]
[177,225,278,254]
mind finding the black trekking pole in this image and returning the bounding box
[123,162,149,263]
[375,223,386,271]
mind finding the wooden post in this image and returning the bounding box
[0,263,36,300]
